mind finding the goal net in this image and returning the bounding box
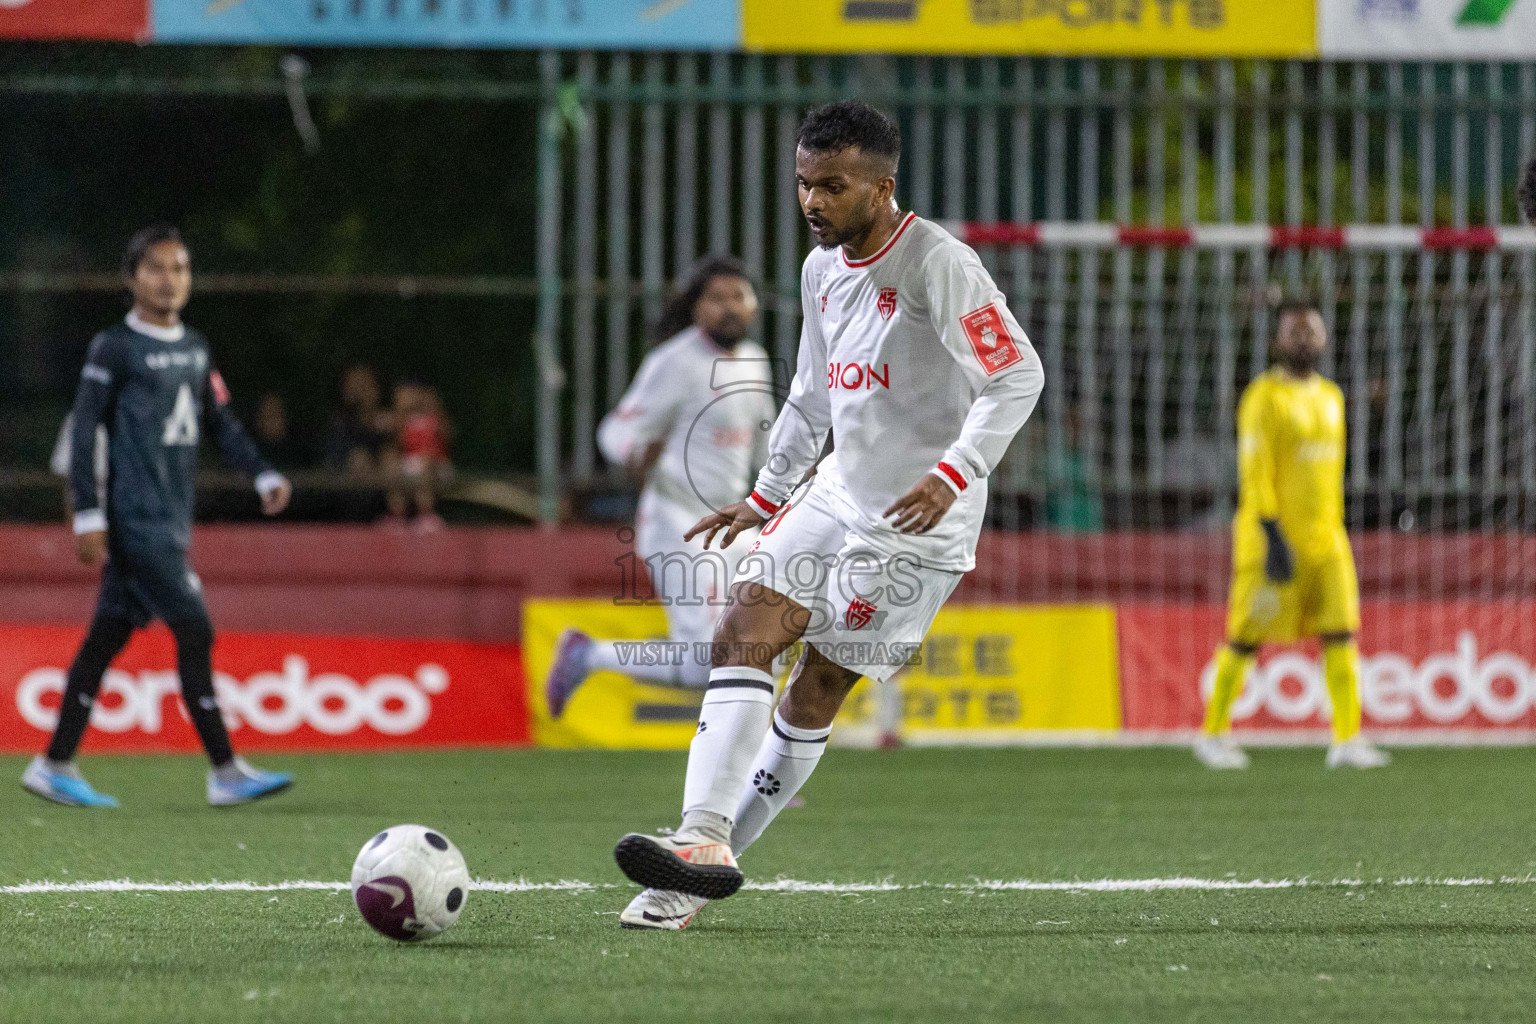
[951,228,1536,741]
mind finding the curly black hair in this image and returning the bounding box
[797,100,901,172]
[121,223,185,277]
[652,254,752,343]
[1520,156,1536,223]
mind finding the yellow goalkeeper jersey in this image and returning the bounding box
[1233,367,1349,567]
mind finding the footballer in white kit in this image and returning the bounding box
[610,101,1043,930]
[547,257,777,715]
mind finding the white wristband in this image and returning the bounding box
[73,509,106,535]
[929,461,968,497]
[745,490,781,519]
[255,471,287,498]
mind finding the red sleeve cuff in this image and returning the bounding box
[746,490,781,518]
[932,462,968,495]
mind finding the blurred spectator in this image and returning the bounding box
[324,364,391,476]
[252,392,309,469]
[384,382,452,533]
[1045,402,1105,534]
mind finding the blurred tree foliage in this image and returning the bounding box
[1,43,541,474]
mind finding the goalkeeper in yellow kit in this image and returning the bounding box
[1193,300,1390,770]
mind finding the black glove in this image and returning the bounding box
[1261,519,1294,585]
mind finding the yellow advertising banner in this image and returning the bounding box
[524,599,1121,749]
[525,600,703,750]
[743,0,1316,57]
[836,603,1121,741]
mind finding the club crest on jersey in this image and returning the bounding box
[876,287,898,320]
[844,595,878,631]
[959,303,1024,376]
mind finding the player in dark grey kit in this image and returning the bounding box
[23,225,296,808]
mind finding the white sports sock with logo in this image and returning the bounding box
[680,667,776,830]
[586,640,710,688]
[730,710,831,855]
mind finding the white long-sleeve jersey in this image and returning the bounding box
[746,214,1044,572]
[598,327,777,523]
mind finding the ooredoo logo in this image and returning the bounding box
[15,656,450,736]
[1201,632,1536,725]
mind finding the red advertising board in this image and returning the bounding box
[0,625,529,754]
[0,0,147,40]
[1119,601,1536,733]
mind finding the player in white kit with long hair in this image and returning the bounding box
[546,256,777,715]
[610,101,1044,929]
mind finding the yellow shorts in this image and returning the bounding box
[1225,551,1360,646]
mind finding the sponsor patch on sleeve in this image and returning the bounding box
[958,304,1023,376]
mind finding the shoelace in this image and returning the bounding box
[649,889,701,917]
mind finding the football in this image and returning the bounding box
[351,824,471,942]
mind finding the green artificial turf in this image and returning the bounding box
[2,747,1535,1022]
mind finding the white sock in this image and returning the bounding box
[213,757,252,784]
[731,710,831,855]
[586,641,624,673]
[680,666,775,829]
[41,757,80,779]
[876,675,903,736]
[586,640,712,689]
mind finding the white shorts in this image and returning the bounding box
[636,495,750,646]
[733,473,962,683]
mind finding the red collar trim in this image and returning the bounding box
[841,212,917,269]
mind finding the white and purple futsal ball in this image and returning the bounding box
[351,824,470,941]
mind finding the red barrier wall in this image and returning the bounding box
[0,525,631,642]
[962,530,1536,603]
[6,525,1535,641]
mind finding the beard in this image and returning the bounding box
[810,219,841,250]
[1280,347,1320,375]
[703,314,747,348]
[809,205,876,251]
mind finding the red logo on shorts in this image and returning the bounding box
[845,596,878,631]
[877,287,898,320]
[959,304,1024,376]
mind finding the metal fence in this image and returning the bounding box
[533,53,1536,531]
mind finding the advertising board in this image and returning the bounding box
[0,624,529,754]
[1119,601,1536,736]
[743,0,1316,56]
[524,599,1121,748]
[0,0,146,41]
[1320,0,1536,58]
[152,0,739,49]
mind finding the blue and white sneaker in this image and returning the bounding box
[21,756,119,808]
[546,628,594,719]
[207,757,293,806]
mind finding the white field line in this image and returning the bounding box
[3,875,1535,895]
